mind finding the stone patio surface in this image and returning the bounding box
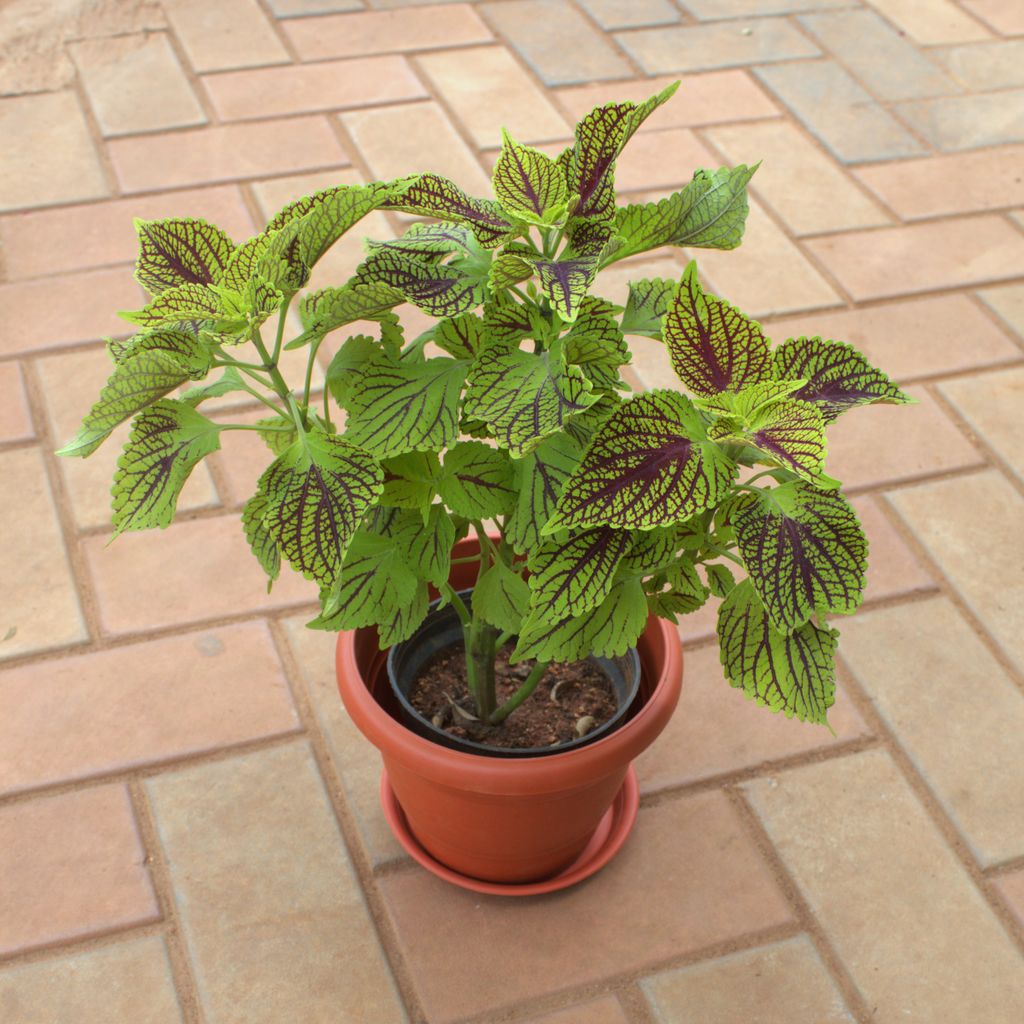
[1,0,1023,1021]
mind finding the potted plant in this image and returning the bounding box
[59,83,911,893]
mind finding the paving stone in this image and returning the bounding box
[935,40,1024,90]
[763,294,1023,382]
[415,46,570,147]
[577,0,679,29]
[342,102,491,196]
[481,0,633,85]
[0,785,157,955]
[555,72,779,130]
[995,871,1024,927]
[0,447,87,661]
[681,0,850,14]
[379,791,792,1023]
[282,617,406,866]
[744,749,1024,1023]
[897,90,1024,151]
[939,366,1024,483]
[595,255,687,313]
[0,937,183,1024]
[203,55,426,121]
[850,494,936,602]
[888,470,1024,671]
[1010,209,1024,231]
[147,742,405,1024]
[37,347,218,529]
[0,622,299,796]
[706,121,891,235]
[83,513,314,636]
[0,92,108,213]
[614,129,719,193]
[841,598,1024,867]
[269,0,363,12]
[855,146,1024,220]
[619,20,819,74]
[636,644,869,793]
[523,997,629,1024]
[162,0,289,72]
[865,0,992,43]
[961,0,1024,34]
[283,3,492,60]
[109,117,349,193]
[0,186,255,280]
[827,385,982,490]
[642,936,853,1023]
[0,362,32,443]
[755,61,927,163]
[804,216,1024,300]
[979,283,1024,340]
[71,33,206,136]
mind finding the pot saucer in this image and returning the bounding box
[379,766,640,896]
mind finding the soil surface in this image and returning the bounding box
[408,643,617,750]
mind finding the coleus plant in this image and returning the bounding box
[59,82,911,730]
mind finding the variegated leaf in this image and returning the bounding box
[353,250,485,318]
[378,451,439,509]
[432,313,488,359]
[566,101,634,220]
[120,283,222,328]
[241,487,280,590]
[371,504,455,588]
[492,129,569,225]
[437,441,516,519]
[621,278,676,337]
[474,559,531,634]
[134,217,235,296]
[365,221,474,259]
[483,295,548,344]
[527,254,601,322]
[297,182,394,268]
[297,281,405,338]
[528,526,631,619]
[506,432,581,555]
[564,310,630,391]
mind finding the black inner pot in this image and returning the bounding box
[386,590,642,758]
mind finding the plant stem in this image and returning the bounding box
[219,423,294,433]
[233,380,291,418]
[440,583,470,626]
[271,299,290,365]
[495,630,515,650]
[465,614,498,721]
[489,660,549,725]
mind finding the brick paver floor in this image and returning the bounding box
[1,1,1023,1021]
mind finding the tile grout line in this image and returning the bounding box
[68,66,123,202]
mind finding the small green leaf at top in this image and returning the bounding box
[492,129,569,226]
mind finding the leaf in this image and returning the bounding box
[506,432,581,555]
[437,441,516,519]
[134,217,235,296]
[109,327,209,367]
[379,452,439,509]
[664,261,771,397]
[717,580,838,724]
[492,129,568,225]
[353,250,485,319]
[432,313,488,360]
[646,556,708,622]
[489,252,534,291]
[705,562,736,598]
[483,295,548,344]
[621,526,680,576]
[242,487,281,589]
[563,310,630,391]
[621,278,676,337]
[258,429,383,586]
[365,221,475,258]
[528,526,631,619]
[526,254,601,322]
[731,482,866,633]
[546,390,736,532]
[621,80,680,148]
[110,400,220,535]
[297,183,394,268]
[512,578,647,664]
[773,336,913,423]
[120,283,222,328]
[566,101,634,220]
[474,560,531,634]
[463,340,597,457]
[372,504,455,587]
[255,415,297,456]
[325,334,380,407]
[255,219,308,293]
[378,582,430,646]
[297,281,404,339]
[343,356,467,458]
[180,366,247,407]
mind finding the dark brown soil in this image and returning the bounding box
[408,644,617,750]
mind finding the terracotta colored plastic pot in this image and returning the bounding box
[335,536,684,885]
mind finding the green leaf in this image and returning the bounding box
[107,327,208,367]
[110,400,220,535]
[432,313,488,360]
[483,294,549,344]
[621,525,680,576]
[717,580,838,724]
[437,441,516,519]
[297,183,394,268]
[773,337,914,423]
[365,221,475,258]
[563,308,630,391]
[528,526,631,619]
[525,254,601,322]
[325,334,380,408]
[489,252,534,291]
[621,80,680,148]
[242,487,281,590]
[492,129,569,225]
[371,504,455,587]
[379,451,439,509]
[353,249,485,319]
[566,101,634,220]
[705,562,736,598]
[621,278,676,338]
[258,428,383,586]
[120,283,221,328]
[546,390,736,532]
[343,356,467,458]
[646,556,708,622]
[255,415,297,456]
[474,559,531,634]
[134,217,235,296]
[506,432,581,555]
[255,219,308,292]
[377,581,431,646]
[731,482,866,632]
[180,366,247,407]
[296,281,404,340]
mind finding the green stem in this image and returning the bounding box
[302,336,324,416]
[271,298,291,365]
[218,422,294,433]
[440,583,470,626]
[489,660,549,725]
[234,380,290,418]
[495,629,515,650]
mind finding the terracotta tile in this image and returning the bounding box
[0,785,157,955]
[979,283,1024,341]
[995,870,1024,928]
[379,790,792,1022]
[681,0,850,14]
[415,47,570,146]
[851,494,934,603]
[554,72,779,130]
[108,117,349,193]
[595,255,686,314]
[642,936,853,1023]
[897,90,1024,151]
[342,102,491,196]
[954,0,1022,35]
[0,622,299,796]
[577,0,679,29]
[613,129,719,193]
[38,347,219,530]
[283,3,492,60]
[523,996,629,1024]
[743,749,1024,1023]
[763,294,1022,383]
[0,447,87,662]
[147,742,405,1024]
[939,366,1024,484]
[0,938,183,1024]
[0,92,108,212]
[636,644,868,793]
[269,0,362,12]
[804,216,1024,301]
[865,0,992,43]
[203,55,426,122]
[935,40,1024,90]
[887,470,1024,672]
[282,617,406,865]
[841,598,1024,867]
[0,186,255,281]
[162,0,289,72]
[827,385,982,490]
[0,362,32,443]
[84,513,314,636]
[71,33,206,136]
[706,121,891,235]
